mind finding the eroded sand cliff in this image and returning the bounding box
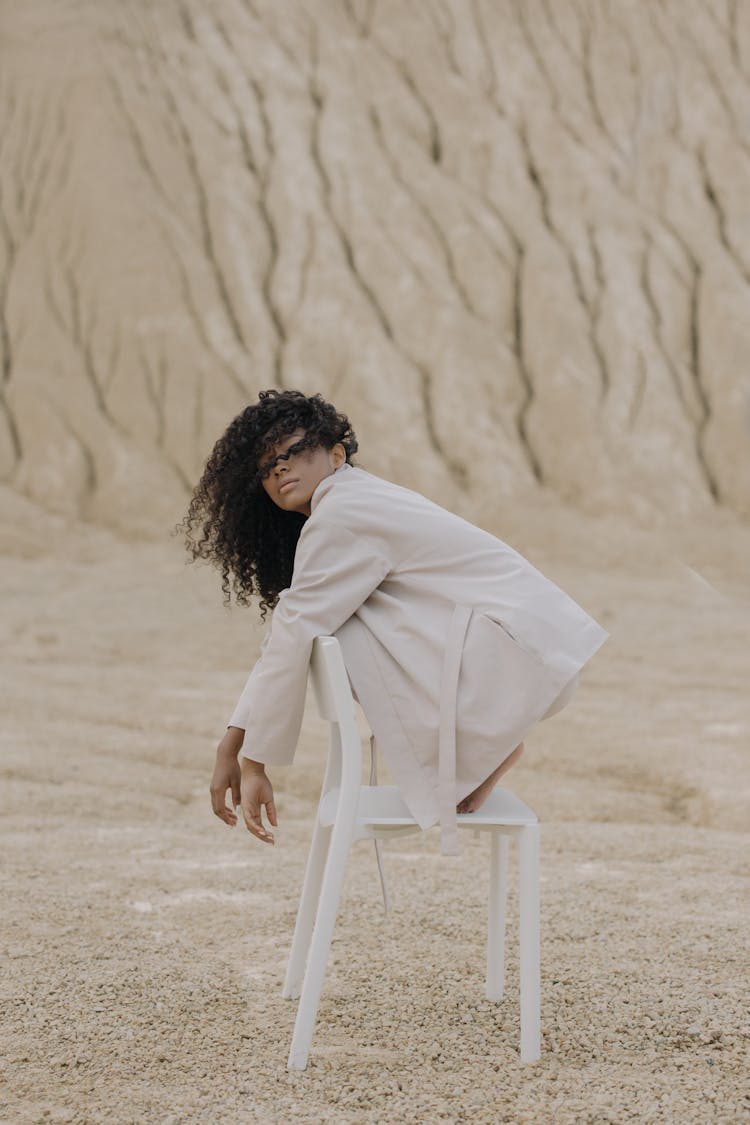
[1,1,750,532]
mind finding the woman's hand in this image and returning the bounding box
[240,758,278,846]
[209,727,244,826]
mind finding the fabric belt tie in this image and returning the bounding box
[438,603,473,856]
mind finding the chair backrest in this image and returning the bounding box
[309,637,362,807]
[309,636,349,722]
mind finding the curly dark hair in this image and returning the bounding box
[179,389,358,616]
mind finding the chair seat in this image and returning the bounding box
[319,784,537,829]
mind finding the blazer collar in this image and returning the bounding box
[310,461,352,513]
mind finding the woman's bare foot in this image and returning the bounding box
[456,742,524,814]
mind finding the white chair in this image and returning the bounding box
[282,636,541,1071]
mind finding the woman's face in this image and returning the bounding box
[258,428,346,516]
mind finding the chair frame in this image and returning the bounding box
[282,636,540,1070]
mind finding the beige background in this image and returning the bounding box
[1,2,748,1122]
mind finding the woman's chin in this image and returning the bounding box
[277,494,310,514]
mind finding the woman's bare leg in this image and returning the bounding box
[456,741,524,814]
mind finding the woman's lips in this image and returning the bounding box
[278,478,299,494]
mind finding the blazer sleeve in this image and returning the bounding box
[228,518,390,765]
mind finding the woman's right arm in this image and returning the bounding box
[219,516,389,837]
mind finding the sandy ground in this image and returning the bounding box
[1,488,749,1124]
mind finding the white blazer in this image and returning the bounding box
[230,464,609,853]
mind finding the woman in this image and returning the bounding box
[182,389,608,855]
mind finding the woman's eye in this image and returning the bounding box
[259,439,309,478]
[259,456,280,478]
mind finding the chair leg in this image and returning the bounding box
[287,821,353,1070]
[486,832,508,1001]
[282,821,332,1001]
[518,824,541,1063]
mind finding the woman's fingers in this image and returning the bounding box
[242,796,274,845]
[238,766,276,844]
[210,753,242,827]
[210,783,228,819]
[210,788,238,825]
